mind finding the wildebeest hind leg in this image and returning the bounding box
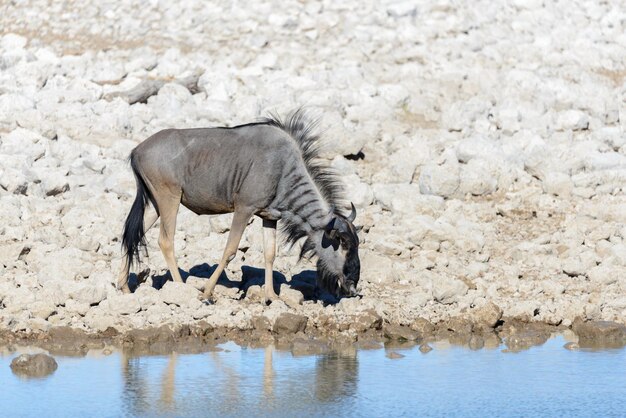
[263,219,279,303]
[202,208,253,300]
[157,190,184,283]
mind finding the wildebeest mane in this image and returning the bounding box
[261,109,346,258]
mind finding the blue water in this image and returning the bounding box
[1,335,625,417]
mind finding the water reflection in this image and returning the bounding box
[118,344,359,416]
[314,348,358,403]
[3,335,626,418]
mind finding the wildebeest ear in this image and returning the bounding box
[355,224,363,233]
[322,218,339,249]
[324,217,338,240]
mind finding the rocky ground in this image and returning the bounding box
[0,0,625,347]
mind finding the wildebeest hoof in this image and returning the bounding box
[264,290,279,305]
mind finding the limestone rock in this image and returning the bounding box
[106,294,141,315]
[10,353,58,378]
[432,277,469,304]
[470,302,503,330]
[384,324,420,341]
[273,313,307,334]
[572,320,626,347]
[418,161,460,198]
[160,282,201,307]
[279,284,304,308]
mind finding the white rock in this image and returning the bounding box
[386,2,417,18]
[69,281,108,305]
[542,172,573,197]
[159,281,201,307]
[459,158,499,196]
[378,84,410,108]
[144,303,173,324]
[321,111,366,157]
[64,299,90,316]
[556,110,589,131]
[0,94,35,128]
[30,301,56,320]
[456,136,500,163]
[373,184,444,217]
[106,294,141,315]
[495,106,521,133]
[2,288,36,312]
[432,277,469,304]
[404,292,431,309]
[587,265,621,285]
[344,174,374,207]
[418,161,460,198]
[441,99,492,132]
[361,251,403,284]
[584,152,626,171]
[279,284,304,308]
[1,33,27,50]
[210,214,233,234]
[83,312,119,332]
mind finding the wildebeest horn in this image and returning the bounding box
[347,202,356,222]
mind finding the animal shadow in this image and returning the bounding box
[148,263,239,290]
[133,264,338,304]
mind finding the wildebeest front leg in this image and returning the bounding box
[202,209,253,300]
[117,207,160,293]
[263,219,279,303]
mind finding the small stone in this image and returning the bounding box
[273,313,307,334]
[351,309,383,332]
[386,351,405,359]
[64,299,90,316]
[470,302,503,330]
[505,331,550,351]
[572,320,626,347]
[468,335,485,350]
[160,281,201,307]
[279,284,304,308]
[69,284,107,305]
[419,344,433,353]
[411,318,435,336]
[564,342,580,351]
[432,277,469,304]
[245,285,264,302]
[556,110,589,131]
[542,172,573,197]
[419,162,460,198]
[384,324,419,341]
[106,294,141,315]
[30,301,56,320]
[10,353,58,377]
[251,316,272,332]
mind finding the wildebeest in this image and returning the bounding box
[118,110,360,302]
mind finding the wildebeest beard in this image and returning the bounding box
[317,260,358,299]
[316,259,342,298]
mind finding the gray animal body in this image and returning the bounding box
[118,111,361,302]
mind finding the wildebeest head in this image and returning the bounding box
[317,203,360,298]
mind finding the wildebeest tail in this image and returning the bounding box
[121,153,156,271]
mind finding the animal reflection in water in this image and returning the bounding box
[119,347,358,414]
